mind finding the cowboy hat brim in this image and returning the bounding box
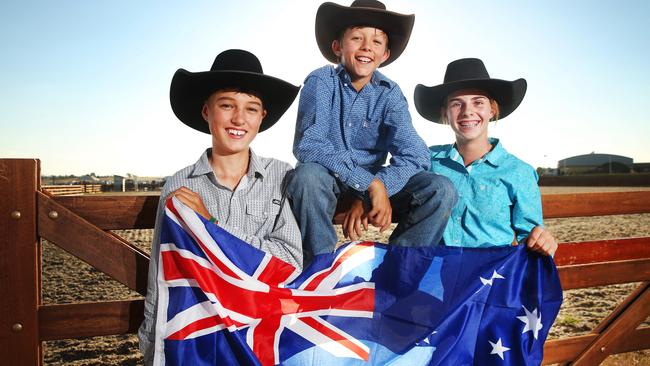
[315,2,414,67]
[170,69,300,134]
[414,78,527,123]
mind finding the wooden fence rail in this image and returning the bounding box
[1,158,649,365]
[42,184,102,196]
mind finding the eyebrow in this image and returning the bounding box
[215,96,262,107]
[448,96,489,102]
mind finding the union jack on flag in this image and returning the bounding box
[154,197,562,365]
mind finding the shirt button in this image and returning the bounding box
[354,184,360,189]
[334,173,339,178]
[348,123,352,127]
[344,83,348,86]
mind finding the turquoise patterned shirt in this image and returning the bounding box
[429,138,543,247]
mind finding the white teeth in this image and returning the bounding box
[459,121,479,127]
[356,56,371,63]
[227,129,245,136]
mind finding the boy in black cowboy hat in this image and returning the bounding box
[414,58,557,256]
[287,0,457,264]
[138,49,303,364]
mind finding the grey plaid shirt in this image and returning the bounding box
[138,148,302,364]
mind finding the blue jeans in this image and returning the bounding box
[287,163,457,264]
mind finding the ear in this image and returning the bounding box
[201,103,210,122]
[261,109,267,119]
[379,48,390,65]
[440,106,447,124]
[331,39,342,57]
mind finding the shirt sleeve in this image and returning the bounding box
[293,73,375,191]
[511,166,544,243]
[138,191,168,366]
[374,88,431,196]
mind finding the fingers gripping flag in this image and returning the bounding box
[154,197,562,365]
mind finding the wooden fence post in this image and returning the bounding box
[0,159,42,365]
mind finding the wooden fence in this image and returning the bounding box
[1,158,649,365]
[42,184,103,196]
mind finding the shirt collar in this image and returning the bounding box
[191,149,214,176]
[483,138,506,166]
[441,138,505,167]
[335,64,391,88]
[191,148,266,179]
[247,149,266,179]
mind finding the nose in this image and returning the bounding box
[360,38,371,51]
[461,103,475,117]
[231,107,246,125]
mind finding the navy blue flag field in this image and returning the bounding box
[153,197,563,365]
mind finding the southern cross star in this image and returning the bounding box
[517,305,543,339]
[480,270,505,286]
[489,338,510,360]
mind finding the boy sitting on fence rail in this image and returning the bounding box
[287,0,457,265]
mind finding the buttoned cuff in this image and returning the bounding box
[345,166,375,192]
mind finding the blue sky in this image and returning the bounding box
[1,0,649,176]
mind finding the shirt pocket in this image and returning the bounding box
[245,200,282,233]
[472,180,512,222]
[353,117,384,150]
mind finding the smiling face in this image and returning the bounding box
[332,26,390,90]
[201,90,266,157]
[443,89,498,145]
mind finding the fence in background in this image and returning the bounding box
[1,158,649,365]
[42,184,102,196]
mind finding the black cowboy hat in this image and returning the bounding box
[315,0,415,67]
[414,58,527,123]
[170,49,300,134]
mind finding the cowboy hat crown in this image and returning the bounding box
[209,49,263,74]
[170,49,300,134]
[315,0,415,67]
[414,58,527,123]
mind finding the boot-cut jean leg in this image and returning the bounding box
[388,171,458,247]
[287,162,341,264]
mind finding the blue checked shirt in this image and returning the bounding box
[293,65,430,196]
[429,138,543,247]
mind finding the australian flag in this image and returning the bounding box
[154,197,563,365]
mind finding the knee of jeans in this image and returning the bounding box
[432,175,458,207]
[288,163,333,195]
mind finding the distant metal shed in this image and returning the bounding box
[558,153,632,174]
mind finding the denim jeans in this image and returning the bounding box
[287,162,457,264]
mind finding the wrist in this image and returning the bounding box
[368,178,382,192]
